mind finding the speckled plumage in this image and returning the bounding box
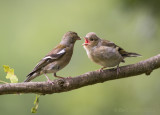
[24,31,81,82]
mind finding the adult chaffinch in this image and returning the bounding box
[83,32,141,74]
[24,31,81,83]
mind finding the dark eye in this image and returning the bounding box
[90,38,94,41]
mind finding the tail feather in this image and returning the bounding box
[24,71,39,82]
[122,52,142,57]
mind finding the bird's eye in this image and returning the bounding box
[90,38,94,41]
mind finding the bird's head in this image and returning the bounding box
[83,32,100,47]
[61,31,81,46]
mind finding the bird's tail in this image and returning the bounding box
[24,71,39,82]
[124,52,142,57]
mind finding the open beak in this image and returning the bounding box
[82,37,89,46]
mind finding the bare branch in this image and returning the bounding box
[0,54,160,95]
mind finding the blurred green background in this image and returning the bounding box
[0,0,160,115]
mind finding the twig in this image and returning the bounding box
[0,80,8,84]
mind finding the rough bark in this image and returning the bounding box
[0,54,160,95]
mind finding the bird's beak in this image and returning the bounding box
[82,37,89,46]
[77,37,81,40]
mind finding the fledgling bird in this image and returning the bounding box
[83,32,141,74]
[24,31,81,83]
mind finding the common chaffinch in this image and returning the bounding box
[24,31,81,82]
[83,32,141,74]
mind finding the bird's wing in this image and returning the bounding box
[27,45,67,77]
[100,39,128,58]
[100,39,117,48]
[33,49,66,72]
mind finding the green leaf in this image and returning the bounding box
[10,75,18,83]
[3,65,18,83]
[31,95,40,113]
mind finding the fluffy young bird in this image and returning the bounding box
[83,32,141,74]
[24,31,81,82]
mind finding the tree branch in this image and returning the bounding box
[0,54,160,95]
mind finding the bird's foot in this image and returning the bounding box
[66,76,72,79]
[47,79,54,85]
[44,73,54,85]
[116,66,120,75]
[97,67,106,73]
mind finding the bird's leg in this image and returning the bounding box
[54,73,65,79]
[66,76,72,79]
[116,64,120,75]
[98,67,106,72]
[44,73,54,85]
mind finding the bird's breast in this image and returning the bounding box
[90,46,123,67]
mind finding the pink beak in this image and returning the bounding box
[82,37,89,46]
